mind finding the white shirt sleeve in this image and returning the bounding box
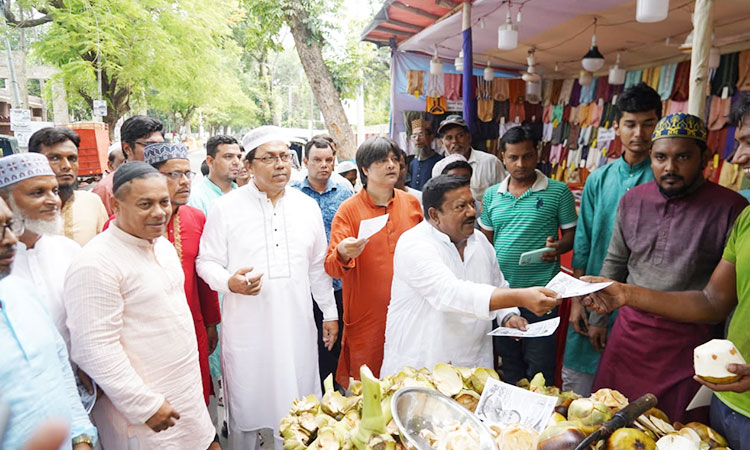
[394,234,496,320]
[196,201,233,293]
[307,204,337,321]
[486,248,520,323]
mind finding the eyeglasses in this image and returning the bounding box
[253,153,292,165]
[160,171,196,181]
[411,133,430,139]
[0,219,24,240]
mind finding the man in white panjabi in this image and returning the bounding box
[381,175,561,376]
[197,125,339,450]
[0,153,80,346]
[64,162,215,450]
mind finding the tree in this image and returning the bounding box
[6,0,243,139]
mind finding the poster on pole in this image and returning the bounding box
[93,100,107,117]
[9,109,30,131]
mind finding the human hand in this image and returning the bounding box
[336,237,368,263]
[540,236,559,262]
[227,267,264,296]
[580,276,627,314]
[588,325,608,353]
[322,320,339,351]
[520,287,561,316]
[206,324,218,354]
[504,314,528,331]
[695,363,750,393]
[146,400,180,432]
[569,297,589,336]
[22,420,68,450]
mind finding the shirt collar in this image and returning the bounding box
[204,177,237,195]
[616,154,651,172]
[301,177,337,194]
[111,220,158,247]
[496,169,548,193]
[244,179,287,201]
[359,187,395,208]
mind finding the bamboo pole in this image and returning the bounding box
[688,0,713,118]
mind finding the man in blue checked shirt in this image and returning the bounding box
[0,196,97,450]
[292,137,353,387]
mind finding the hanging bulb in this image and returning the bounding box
[608,52,626,85]
[484,62,494,81]
[497,11,518,50]
[517,10,522,23]
[480,18,485,29]
[636,0,670,23]
[454,50,464,71]
[709,47,720,69]
[522,49,541,83]
[554,62,560,72]
[581,19,605,72]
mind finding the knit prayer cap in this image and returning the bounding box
[652,113,708,143]
[0,153,55,188]
[113,161,160,194]
[143,142,188,166]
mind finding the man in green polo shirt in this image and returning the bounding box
[581,97,750,449]
[479,125,577,384]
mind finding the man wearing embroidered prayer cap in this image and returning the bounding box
[583,113,749,424]
[64,161,216,450]
[0,152,82,347]
[144,143,221,412]
[197,125,338,449]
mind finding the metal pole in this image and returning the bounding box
[3,35,20,107]
[688,0,713,117]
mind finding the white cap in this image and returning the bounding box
[241,125,290,152]
[336,160,357,174]
[108,141,121,155]
[431,153,468,178]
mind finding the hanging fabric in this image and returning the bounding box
[406,70,425,97]
[657,63,678,101]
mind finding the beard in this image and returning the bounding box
[7,196,62,235]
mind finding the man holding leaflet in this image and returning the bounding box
[325,137,422,387]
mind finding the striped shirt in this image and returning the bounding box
[479,170,577,288]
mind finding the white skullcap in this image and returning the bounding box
[335,160,357,174]
[241,126,290,153]
[0,153,55,188]
[108,141,122,155]
[431,153,468,178]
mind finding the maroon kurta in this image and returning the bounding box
[593,180,748,423]
[104,205,221,404]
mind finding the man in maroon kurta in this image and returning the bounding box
[106,143,221,406]
[590,114,748,423]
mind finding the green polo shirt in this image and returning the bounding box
[479,170,578,288]
[716,207,750,418]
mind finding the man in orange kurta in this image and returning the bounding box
[325,137,423,387]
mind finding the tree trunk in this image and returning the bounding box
[285,4,357,160]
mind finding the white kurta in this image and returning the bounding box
[12,234,81,348]
[64,224,214,450]
[197,182,336,433]
[468,149,507,202]
[381,220,518,376]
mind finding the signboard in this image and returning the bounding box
[10,109,30,131]
[93,100,107,117]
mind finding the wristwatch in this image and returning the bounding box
[72,434,94,446]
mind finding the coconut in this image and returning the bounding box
[694,339,747,384]
[655,433,700,450]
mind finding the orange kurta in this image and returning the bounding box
[325,189,423,387]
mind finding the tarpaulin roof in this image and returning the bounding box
[363,0,750,77]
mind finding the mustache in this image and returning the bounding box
[464,216,476,224]
[660,173,684,182]
[0,246,15,259]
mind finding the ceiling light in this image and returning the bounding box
[430,49,443,75]
[636,0,669,23]
[454,50,464,71]
[497,11,518,51]
[581,19,605,72]
[608,52,626,85]
[484,62,494,81]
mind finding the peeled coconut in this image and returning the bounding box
[567,398,613,434]
[432,363,463,397]
[694,339,746,384]
[682,422,728,448]
[492,423,539,450]
[655,433,700,450]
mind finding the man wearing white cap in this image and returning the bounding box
[0,153,80,347]
[197,125,338,449]
[335,160,358,188]
[65,162,215,450]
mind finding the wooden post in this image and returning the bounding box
[688,0,713,118]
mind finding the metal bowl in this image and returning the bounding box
[391,387,498,450]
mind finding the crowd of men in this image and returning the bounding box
[2,81,750,450]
